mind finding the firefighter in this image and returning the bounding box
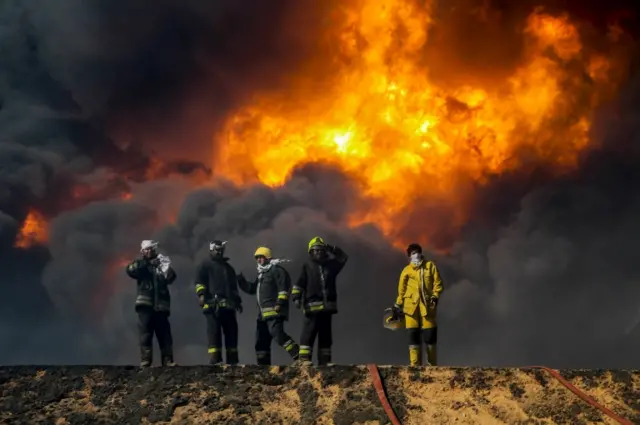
[194,240,243,365]
[126,240,177,368]
[237,246,300,365]
[292,237,348,365]
[392,243,443,366]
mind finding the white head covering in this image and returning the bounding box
[209,240,227,251]
[140,240,159,252]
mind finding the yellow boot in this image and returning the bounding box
[426,344,437,366]
[409,344,422,366]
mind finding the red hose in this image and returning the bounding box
[367,364,402,425]
[367,365,633,425]
[524,366,633,425]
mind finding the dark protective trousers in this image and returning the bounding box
[299,312,333,365]
[137,307,174,365]
[408,327,438,346]
[254,317,299,365]
[205,309,239,364]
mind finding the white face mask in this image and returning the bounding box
[410,252,422,265]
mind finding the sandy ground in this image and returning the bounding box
[0,366,638,424]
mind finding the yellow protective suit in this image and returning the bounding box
[395,259,443,366]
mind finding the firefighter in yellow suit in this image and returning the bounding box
[393,243,443,366]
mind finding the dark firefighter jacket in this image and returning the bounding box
[292,246,348,314]
[194,256,242,313]
[126,257,177,314]
[238,264,291,321]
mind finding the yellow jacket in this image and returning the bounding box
[396,259,443,317]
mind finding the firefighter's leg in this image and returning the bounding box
[422,326,438,366]
[154,312,176,366]
[255,318,272,365]
[221,310,239,365]
[205,312,223,364]
[404,312,422,366]
[137,307,154,367]
[299,314,318,363]
[422,313,438,366]
[267,318,299,360]
[317,313,333,366]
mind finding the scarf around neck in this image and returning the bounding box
[257,258,291,274]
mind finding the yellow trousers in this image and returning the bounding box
[404,305,437,329]
[405,307,438,366]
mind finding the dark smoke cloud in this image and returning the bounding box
[1,0,640,369]
[0,0,318,340]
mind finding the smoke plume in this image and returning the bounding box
[1,0,640,368]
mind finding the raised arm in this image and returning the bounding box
[329,245,348,273]
[163,267,177,284]
[156,255,176,284]
[125,258,144,279]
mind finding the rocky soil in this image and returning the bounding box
[0,366,638,424]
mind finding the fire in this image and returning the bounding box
[214,4,625,245]
[14,209,49,249]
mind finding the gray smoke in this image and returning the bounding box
[1,0,640,368]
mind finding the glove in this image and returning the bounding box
[274,304,281,313]
[236,304,243,314]
[198,295,205,307]
[325,244,335,253]
[429,296,439,307]
[149,258,160,267]
[392,304,403,317]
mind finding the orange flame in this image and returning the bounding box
[213,5,625,246]
[14,209,49,249]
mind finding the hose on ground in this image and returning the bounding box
[367,364,634,425]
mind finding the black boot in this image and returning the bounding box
[209,347,222,365]
[318,348,332,366]
[140,348,153,368]
[298,345,312,365]
[160,345,176,366]
[286,342,300,360]
[226,348,239,365]
[256,350,271,366]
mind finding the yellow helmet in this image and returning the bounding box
[254,246,272,259]
[308,236,325,252]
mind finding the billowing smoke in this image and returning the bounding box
[1,0,640,368]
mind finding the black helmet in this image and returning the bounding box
[406,243,422,256]
[209,240,227,256]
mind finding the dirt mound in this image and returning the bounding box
[0,366,637,424]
